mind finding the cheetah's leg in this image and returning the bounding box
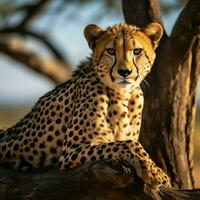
[59,140,171,190]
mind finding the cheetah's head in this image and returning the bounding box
[84,23,163,93]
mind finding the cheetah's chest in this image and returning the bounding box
[108,102,137,141]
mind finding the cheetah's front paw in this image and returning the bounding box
[134,155,171,192]
[152,167,171,188]
[136,162,172,200]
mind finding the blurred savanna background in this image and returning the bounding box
[0,0,199,188]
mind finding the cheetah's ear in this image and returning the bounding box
[143,23,163,50]
[84,24,104,50]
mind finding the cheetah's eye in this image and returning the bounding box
[106,48,115,55]
[133,48,143,56]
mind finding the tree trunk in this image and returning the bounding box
[123,0,200,189]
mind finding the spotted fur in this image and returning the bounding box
[0,23,171,193]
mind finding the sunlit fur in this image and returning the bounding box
[89,23,160,98]
[0,22,170,200]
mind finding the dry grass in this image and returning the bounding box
[0,106,30,128]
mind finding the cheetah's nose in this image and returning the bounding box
[118,69,132,78]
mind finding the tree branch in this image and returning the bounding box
[123,0,200,189]
[122,0,164,28]
[0,27,70,64]
[0,160,199,200]
[0,39,72,84]
[18,0,51,28]
[138,0,200,189]
[168,0,200,63]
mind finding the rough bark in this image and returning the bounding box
[0,161,200,200]
[123,0,200,189]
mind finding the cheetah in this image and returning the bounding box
[0,23,171,196]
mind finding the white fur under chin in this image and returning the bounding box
[115,78,141,91]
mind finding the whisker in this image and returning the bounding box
[143,78,150,87]
[140,75,150,90]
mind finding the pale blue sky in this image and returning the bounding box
[1,1,199,105]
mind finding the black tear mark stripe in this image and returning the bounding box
[131,38,140,77]
[133,57,139,76]
[109,37,117,82]
[133,48,152,79]
[133,55,139,79]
